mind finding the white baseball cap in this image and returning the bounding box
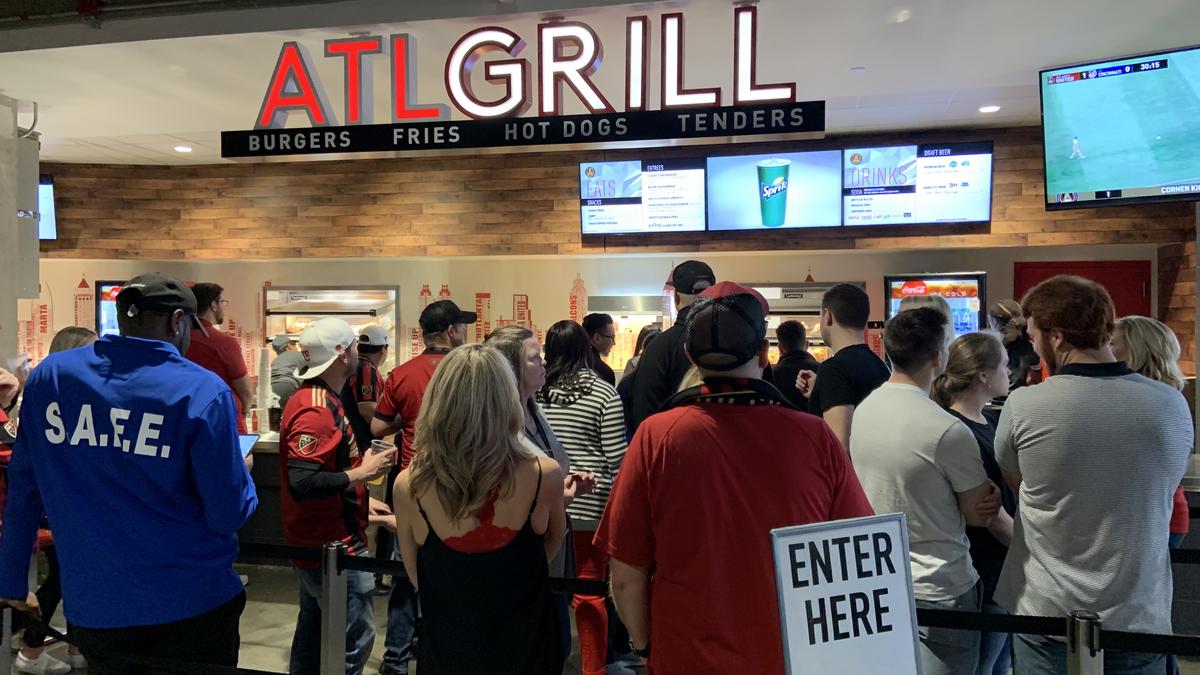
[359,325,390,347]
[296,318,356,380]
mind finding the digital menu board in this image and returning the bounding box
[579,159,706,235]
[706,150,842,230]
[843,142,993,226]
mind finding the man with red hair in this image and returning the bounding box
[995,275,1192,675]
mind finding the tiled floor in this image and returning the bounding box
[14,562,1200,674]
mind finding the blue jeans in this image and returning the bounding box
[979,600,1013,675]
[289,567,376,675]
[382,545,417,673]
[1014,634,1166,675]
[915,585,981,675]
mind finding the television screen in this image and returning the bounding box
[96,281,124,337]
[842,142,993,226]
[1040,45,1200,208]
[706,150,842,230]
[883,273,987,338]
[38,174,56,240]
[579,159,706,235]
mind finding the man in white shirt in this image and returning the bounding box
[851,307,1001,675]
[996,275,1192,675]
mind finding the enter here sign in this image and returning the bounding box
[771,514,920,674]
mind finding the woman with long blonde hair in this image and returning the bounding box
[1111,316,1189,550]
[486,325,594,668]
[392,344,566,675]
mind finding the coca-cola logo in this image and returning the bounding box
[900,281,927,296]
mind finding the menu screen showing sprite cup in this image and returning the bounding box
[842,142,993,225]
[579,159,707,235]
[706,150,842,230]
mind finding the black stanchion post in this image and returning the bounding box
[1068,610,1104,675]
[1,606,12,675]
[320,542,349,675]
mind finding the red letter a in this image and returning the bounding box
[256,42,334,129]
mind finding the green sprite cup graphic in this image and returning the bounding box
[757,158,791,227]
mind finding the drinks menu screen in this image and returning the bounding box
[843,142,993,226]
[579,159,706,235]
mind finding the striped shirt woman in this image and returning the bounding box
[536,320,628,675]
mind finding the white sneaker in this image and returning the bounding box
[64,652,88,670]
[239,574,250,586]
[14,652,72,675]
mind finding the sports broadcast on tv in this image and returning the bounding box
[1041,45,1200,209]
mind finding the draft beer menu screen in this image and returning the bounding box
[578,159,706,235]
[842,142,994,226]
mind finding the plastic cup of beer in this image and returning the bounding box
[368,439,397,485]
[756,158,791,227]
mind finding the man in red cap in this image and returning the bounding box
[595,282,874,675]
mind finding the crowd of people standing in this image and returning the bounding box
[0,262,1192,675]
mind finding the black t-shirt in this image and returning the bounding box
[947,409,1017,603]
[771,350,821,410]
[807,344,890,415]
[589,348,617,386]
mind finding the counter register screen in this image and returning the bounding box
[38,175,57,240]
[843,142,994,225]
[579,159,706,235]
[706,150,842,230]
[1041,45,1200,207]
[97,282,123,337]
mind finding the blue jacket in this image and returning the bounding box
[0,335,258,628]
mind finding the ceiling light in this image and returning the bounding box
[888,7,912,23]
[850,66,867,74]
[174,145,193,153]
[978,105,1001,114]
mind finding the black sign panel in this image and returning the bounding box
[220,101,825,158]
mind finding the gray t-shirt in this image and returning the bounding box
[851,382,988,601]
[995,363,1193,634]
[270,351,305,409]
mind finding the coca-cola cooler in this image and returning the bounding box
[883,272,987,338]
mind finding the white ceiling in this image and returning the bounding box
[1,0,1197,165]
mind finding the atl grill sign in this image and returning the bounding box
[255,6,797,127]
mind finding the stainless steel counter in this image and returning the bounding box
[1184,453,1200,493]
[251,435,280,455]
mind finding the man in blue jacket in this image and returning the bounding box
[0,272,258,675]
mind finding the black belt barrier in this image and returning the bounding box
[914,608,1067,638]
[5,537,1198,675]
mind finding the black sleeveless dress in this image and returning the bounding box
[415,463,564,675]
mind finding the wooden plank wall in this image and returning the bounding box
[42,126,1195,259]
[1159,239,1197,374]
[40,125,1197,373]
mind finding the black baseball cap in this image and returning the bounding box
[116,273,207,334]
[671,260,716,295]
[419,299,477,334]
[684,281,769,371]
